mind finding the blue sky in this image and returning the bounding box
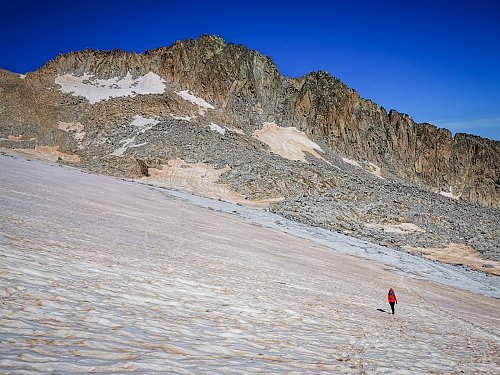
[1,0,499,140]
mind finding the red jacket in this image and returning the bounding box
[388,289,397,303]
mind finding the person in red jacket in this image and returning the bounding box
[388,288,397,314]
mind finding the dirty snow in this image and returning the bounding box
[1,154,499,373]
[140,159,280,208]
[404,243,500,276]
[342,157,362,168]
[58,121,84,133]
[110,116,158,156]
[110,137,137,156]
[130,115,159,134]
[0,146,80,163]
[224,124,245,135]
[209,122,226,135]
[341,157,384,179]
[5,135,23,142]
[440,186,460,200]
[58,121,86,148]
[175,90,215,115]
[55,72,165,104]
[172,115,193,121]
[367,161,384,179]
[253,122,327,163]
[365,222,426,234]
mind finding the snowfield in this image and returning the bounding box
[253,122,327,163]
[0,154,499,373]
[55,72,165,104]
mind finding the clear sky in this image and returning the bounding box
[1,0,499,140]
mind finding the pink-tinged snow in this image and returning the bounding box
[253,122,327,163]
[365,222,426,234]
[1,155,499,373]
[342,157,362,168]
[55,72,165,104]
[341,157,384,179]
[58,121,86,148]
[175,90,215,115]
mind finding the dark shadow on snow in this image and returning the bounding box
[377,308,386,313]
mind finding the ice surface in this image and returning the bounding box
[1,154,499,373]
[55,72,165,104]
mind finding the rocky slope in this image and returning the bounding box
[0,35,499,264]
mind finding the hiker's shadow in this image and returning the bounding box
[377,308,387,313]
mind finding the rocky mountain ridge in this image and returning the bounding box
[1,35,499,266]
[28,35,499,207]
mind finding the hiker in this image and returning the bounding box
[388,288,397,314]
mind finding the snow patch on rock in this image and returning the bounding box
[440,186,460,200]
[342,157,361,168]
[253,122,326,163]
[111,137,136,156]
[58,121,86,148]
[172,115,193,121]
[130,115,159,134]
[367,162,384,179]
[209,122,225,135]
[110,116,158,156]
[175,90,215,115]
[365,222,426,234]
[55,72,165,104]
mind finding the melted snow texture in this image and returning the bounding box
[1,155,499,373]
[55,72,165,104]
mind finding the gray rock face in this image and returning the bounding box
[0,35,499,263]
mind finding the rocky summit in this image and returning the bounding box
[0,34,498,267]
